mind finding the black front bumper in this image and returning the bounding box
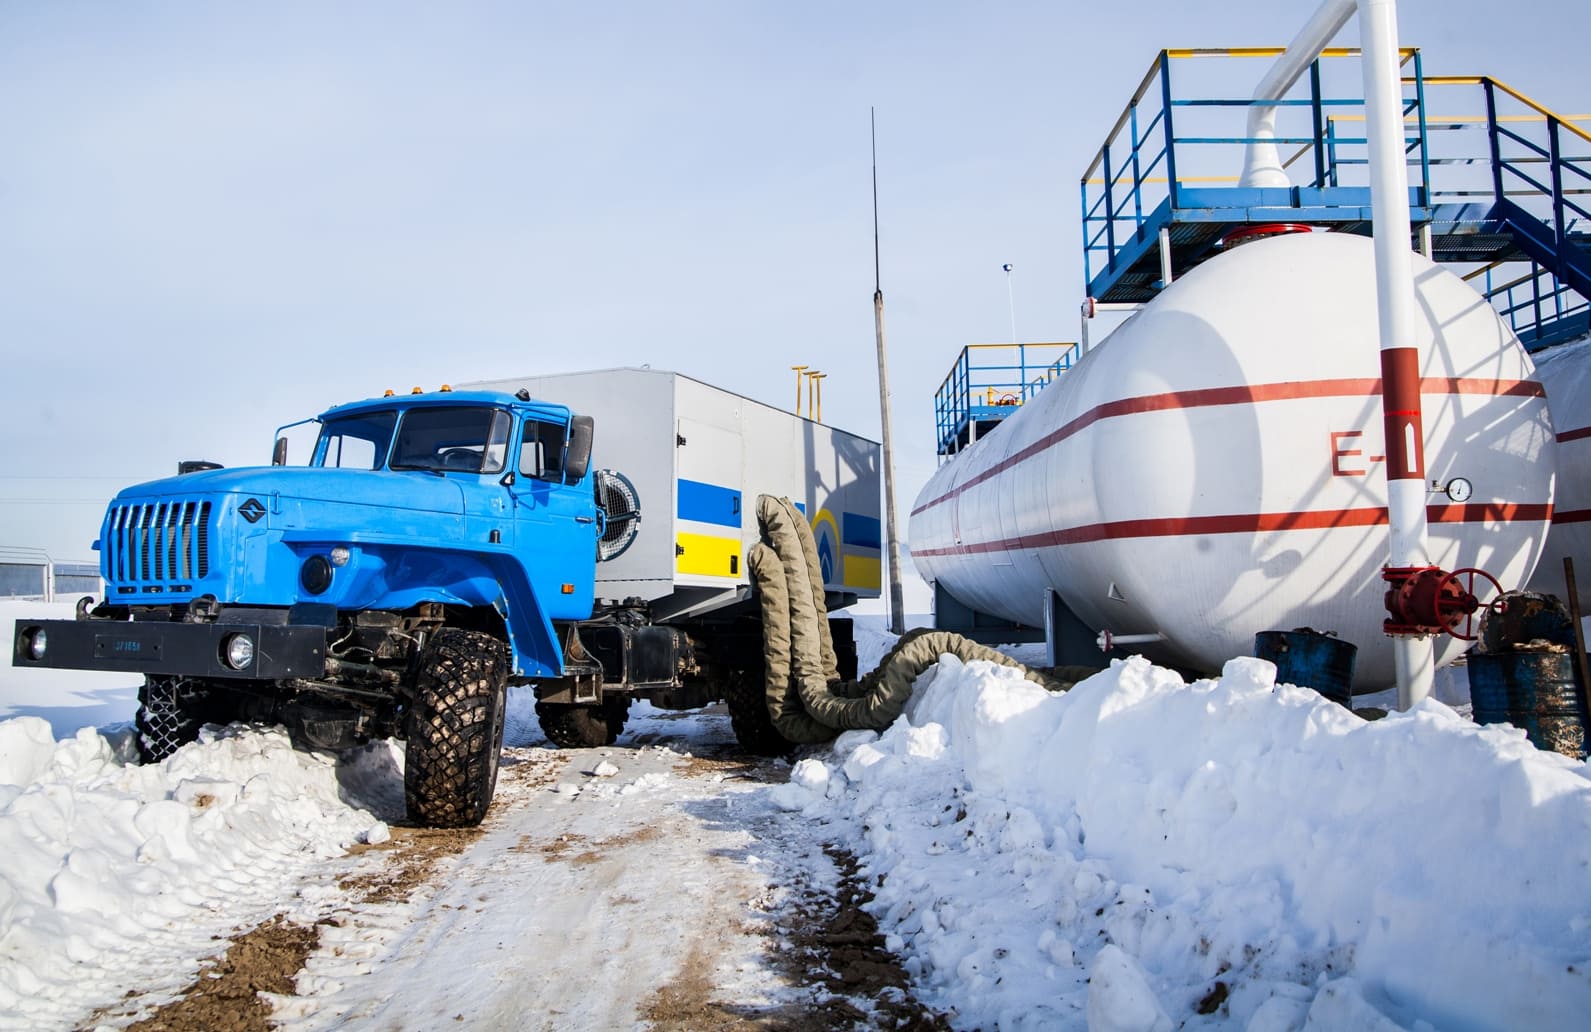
[12,618,329,680]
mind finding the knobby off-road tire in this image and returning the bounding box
[723,667,794,757]
[136,676,215,763]
[535,699,626,748]
[404,628,509,828]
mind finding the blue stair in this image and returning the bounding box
[1487,199,1591,301]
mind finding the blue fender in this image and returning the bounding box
[278,531,564,678]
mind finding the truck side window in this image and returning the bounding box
[482,410,511,473]
[520,419,567,481]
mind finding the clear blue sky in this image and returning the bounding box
[3,1,1587,560]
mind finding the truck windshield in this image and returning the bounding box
[314,411,397,470]
[390,407,512,474]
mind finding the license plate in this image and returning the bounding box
[94,635,163,661]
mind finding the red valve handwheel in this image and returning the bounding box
[1433,567,1505,641]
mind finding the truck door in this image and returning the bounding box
[458,410,514,546]
[509,414,598,620]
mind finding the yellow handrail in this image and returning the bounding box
[1081,174,1240,186]
[962,342,1078,353]
[1165,46,1417,60]
[1332,113,1591,125]
[1415,76,1591,147]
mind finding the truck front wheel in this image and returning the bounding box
[136,676,219,763]
[404,628,509,828]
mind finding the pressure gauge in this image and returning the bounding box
[1445,477,1473,503]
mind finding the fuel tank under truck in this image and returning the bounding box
[909,232,1556,688]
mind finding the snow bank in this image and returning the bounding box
[0,718,391,1030]
[779,654,1591,1030]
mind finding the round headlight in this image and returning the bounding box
[300,555,334,595]
[329,546,352,567]
[222,633,255,671]
[25,628,47,661]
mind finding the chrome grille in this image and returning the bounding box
[106,501,212,585]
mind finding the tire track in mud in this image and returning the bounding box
[641,740,949,1030]
[93,750,565,1031]
[100,723,945,1030]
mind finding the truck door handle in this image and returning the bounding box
[575,516,595,524]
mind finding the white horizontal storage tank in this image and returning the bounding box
[911,233,1556,688]
[1526,336,1591,609]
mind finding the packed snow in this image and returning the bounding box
[774,651,1591,1029]
[2,602,1589,1029]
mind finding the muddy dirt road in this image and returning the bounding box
[110,704,942,1031]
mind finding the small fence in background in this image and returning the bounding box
[0,548,101,603]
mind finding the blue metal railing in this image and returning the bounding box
[934,343,1080,456]
[1421,75,1591,347]
[1480,263,1590,349]
[1080,47,1431,294]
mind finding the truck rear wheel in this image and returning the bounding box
[136,676,216,763]
[404,628,509,828]
[602,696,630,741]
[535,701,622,748]
[723,668,794,756]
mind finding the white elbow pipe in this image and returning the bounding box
[1240,0,1356,188]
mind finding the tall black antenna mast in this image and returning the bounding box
[872,108,882,295]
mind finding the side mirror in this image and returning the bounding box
[564,415,594,482]
[272,438,288,466]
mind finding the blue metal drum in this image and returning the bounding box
[1255,629,1358,707]
[1469,651,1588,759]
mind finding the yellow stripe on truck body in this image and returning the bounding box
[675,532,742,578]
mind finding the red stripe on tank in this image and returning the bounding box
[1554,508,1591,525]
[912,376,1547,518]
[1558,426,1591,444]
[910,502,1554,559]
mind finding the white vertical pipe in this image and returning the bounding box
[1358,0,1434,709]
[1158,226,1174,286]
[1240,0,1355,188]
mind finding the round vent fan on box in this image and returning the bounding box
[594,470,641,561]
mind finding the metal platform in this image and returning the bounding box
[1080,49,1590,349]
[933,343,1078,458]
